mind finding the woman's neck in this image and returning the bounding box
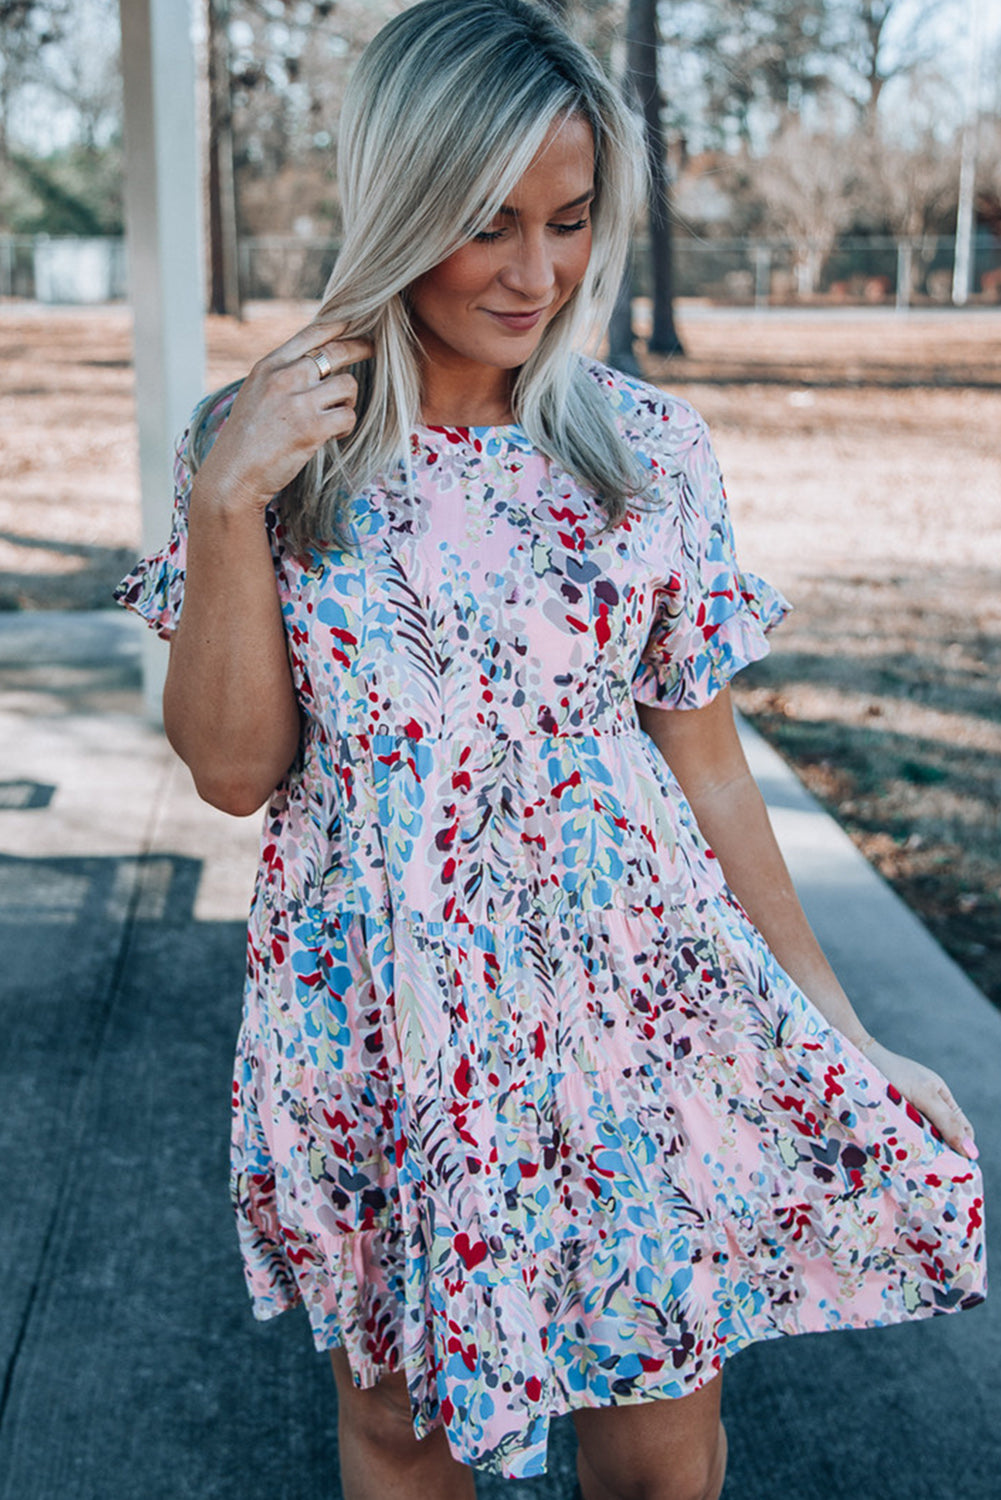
[417,353,516,427]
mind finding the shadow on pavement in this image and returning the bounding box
[0,820,995,1497]
[0,850,343,1498]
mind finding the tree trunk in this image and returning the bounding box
[207,0,241,317]
[606,245,641,375]
[628,0,683,355]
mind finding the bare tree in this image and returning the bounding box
[863,124,959,301]
[751,117,863,294]
[0,0,121,235]
[0,0,69,166]
[228,0,400,182]
[31,1,119,154]
[825,0,947,126]
[660,0,832,150]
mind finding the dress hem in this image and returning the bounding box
[243,1278,986,1478]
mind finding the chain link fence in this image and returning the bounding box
[648,232,1001,307]
[3,231,999,308]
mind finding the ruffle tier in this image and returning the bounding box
[230,901,986,1478]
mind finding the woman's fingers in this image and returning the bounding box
[282,336,372,403]
[314,370,358,410]
[921,1087,964,1147]
[307,387,360,438]
[304,335,374,373]
[914,1080,978,1159]
[270,317,373,374]
[932,1080,978,1157]
[266,315,347,363]
[862,1041,978,1161]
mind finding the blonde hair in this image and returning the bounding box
[192,0,648,551]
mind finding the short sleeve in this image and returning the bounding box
[631,412,790,710]
[113,390,236,640]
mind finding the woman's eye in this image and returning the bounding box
[473,217,590,243]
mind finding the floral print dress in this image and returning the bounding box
[116,361,986,1480]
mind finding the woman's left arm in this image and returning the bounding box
[637,686,979,1160]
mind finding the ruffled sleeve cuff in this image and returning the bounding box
[114,392,240,640]
[113,531,187,642]
[631,570,791,711]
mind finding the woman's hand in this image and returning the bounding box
[860,1039,979,1161]
[196,317,373,514]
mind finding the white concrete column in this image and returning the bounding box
[120,0,206,721]
[952,0,984,307]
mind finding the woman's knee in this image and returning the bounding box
[330,1351,422,1458]
[573,1376,727,1500]
[578,1418,726,1500]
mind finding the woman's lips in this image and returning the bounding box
[484,308,547,331]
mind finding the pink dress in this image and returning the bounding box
[116,362,986,1479]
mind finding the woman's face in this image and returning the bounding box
[409,115,595,388]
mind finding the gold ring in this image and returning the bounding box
[305,348,334,381]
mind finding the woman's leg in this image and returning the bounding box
[572,1372,727,1500]
[329,1348,476,1500]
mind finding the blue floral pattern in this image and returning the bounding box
[115,362,986,1478]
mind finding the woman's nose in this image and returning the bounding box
[498,231,555,302]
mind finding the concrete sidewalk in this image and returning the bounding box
[0,610,996,1500]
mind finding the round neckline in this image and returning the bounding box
[417,421,525,435]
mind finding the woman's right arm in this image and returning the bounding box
[163,484,300,816]
[162,318,371,815]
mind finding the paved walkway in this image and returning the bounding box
[0,611,996,1500]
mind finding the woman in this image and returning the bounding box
[116,2,986,1497]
